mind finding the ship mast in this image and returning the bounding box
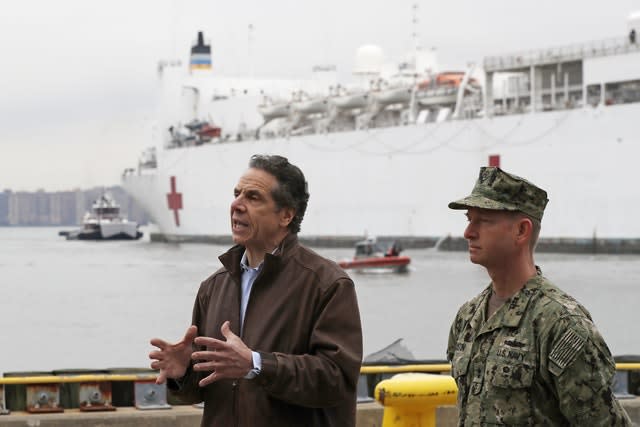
[412,3,421,54]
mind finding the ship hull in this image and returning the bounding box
[62,230,143,240]
[122,102,640,248]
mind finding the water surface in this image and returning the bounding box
[1,227,637,374]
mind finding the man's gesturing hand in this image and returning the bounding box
[192,321,253,387]
[149,325,198,384]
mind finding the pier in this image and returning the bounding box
[0,399,638,426]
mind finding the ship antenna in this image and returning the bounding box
[248,23,255,78]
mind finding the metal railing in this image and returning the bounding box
[484,37,640,71]
[2,362,640,384]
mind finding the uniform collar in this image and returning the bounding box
[481,271,544,333]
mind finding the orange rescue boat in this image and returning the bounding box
[338,238,410,273]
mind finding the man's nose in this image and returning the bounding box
[463,223,476,240]
[231,196,245,211]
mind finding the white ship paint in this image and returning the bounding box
[122,15,640,247]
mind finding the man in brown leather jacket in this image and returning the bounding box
[149,154,363,426]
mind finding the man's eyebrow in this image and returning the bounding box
[245,188,264,197]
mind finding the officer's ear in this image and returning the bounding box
[514,215,533,245]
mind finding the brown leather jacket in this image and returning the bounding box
[170,233,363,427]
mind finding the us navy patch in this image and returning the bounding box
[549,329,586,370]
[496,347,526,362]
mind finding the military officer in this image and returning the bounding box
[447,166,631,425]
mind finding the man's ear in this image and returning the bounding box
[515,217,533,245]
[280,207,295,227]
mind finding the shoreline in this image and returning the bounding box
[149,233,640,254]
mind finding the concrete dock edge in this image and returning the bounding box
[0,399,638,426]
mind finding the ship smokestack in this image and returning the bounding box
[190,31,212,73]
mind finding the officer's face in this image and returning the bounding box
[463,208,519,268]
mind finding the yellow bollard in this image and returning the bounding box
[374,373,458,427]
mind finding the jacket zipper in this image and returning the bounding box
[232,380,239,427]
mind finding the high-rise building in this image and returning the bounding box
[1,187,150,226]
[0,190,10,225]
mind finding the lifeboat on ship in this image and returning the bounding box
[372,84,412,106]
[415,71,481,107]
[292,97,329,115]
[330,92,369,111]
[338,238,410,273]
[418,71,481,89]
[197,123,222,142]
[258,99,291,122]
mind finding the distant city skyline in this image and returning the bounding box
[0,186,150,226]
[1,0,638,191]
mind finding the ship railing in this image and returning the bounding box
[491,83,585,115]
[497,84,583,99]
[484,36,640,72]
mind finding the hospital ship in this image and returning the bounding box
[122,13,640,251]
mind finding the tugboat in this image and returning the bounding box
[338,237,410,273]
[59,193,143,240]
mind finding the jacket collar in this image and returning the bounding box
[219,233,300,282]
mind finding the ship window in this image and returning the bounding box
[604,79,640,106]
[355,244,373,256]
[586,84,601,107]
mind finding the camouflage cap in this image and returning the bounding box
[448,167,549,221]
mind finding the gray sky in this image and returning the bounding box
[1,0,638,191]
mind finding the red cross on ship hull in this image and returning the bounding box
[167,176,183,227]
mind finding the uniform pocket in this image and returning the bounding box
[451,351,470,379]
[486,361,535,425]
[451,351,470,406]
[489,361,534,389]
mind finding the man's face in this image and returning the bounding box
[230,168,292,252]
[463,207,518,268]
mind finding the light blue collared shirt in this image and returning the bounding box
[239,251,263,378]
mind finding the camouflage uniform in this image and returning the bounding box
[447,272,631,426]
[447,167,631,426]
